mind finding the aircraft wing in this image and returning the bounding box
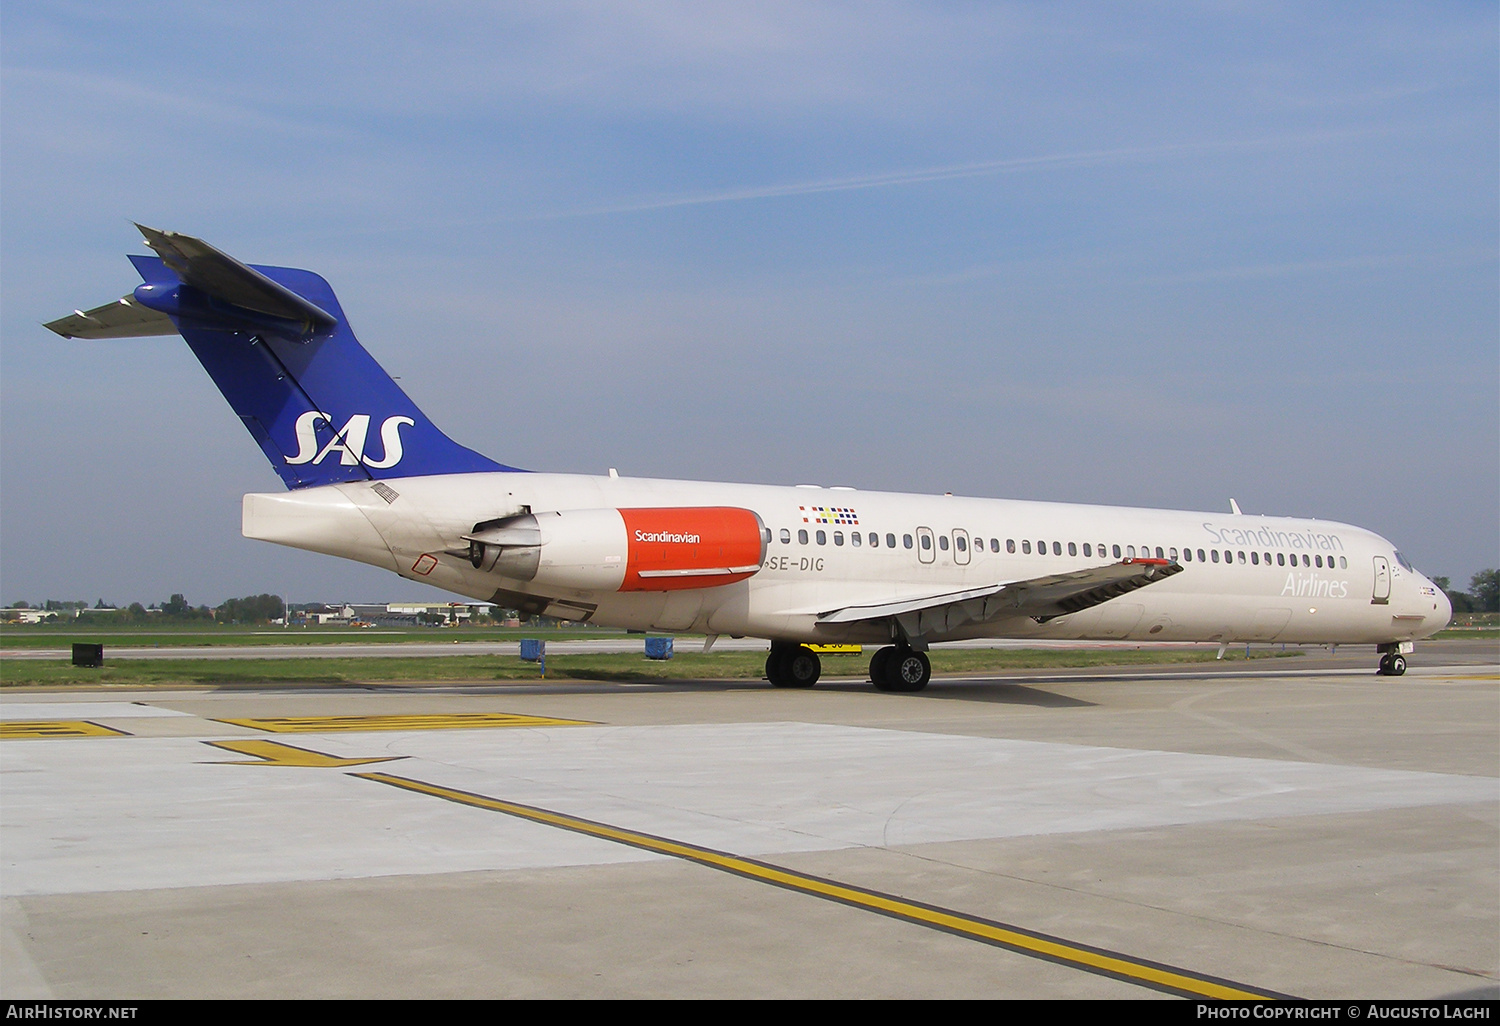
[44,296,177,339]
[816,559,1184,638]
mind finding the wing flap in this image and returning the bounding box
[816,583,1009,624]
[816,559,1183,639]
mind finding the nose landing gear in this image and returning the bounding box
[1376,641,1412,676]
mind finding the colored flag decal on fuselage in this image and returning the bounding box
[800,505,859,525]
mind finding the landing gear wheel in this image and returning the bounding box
[767,644,820,688]
[873,647,930,692]
[1377,653,1408,676]
[785,646,821,687]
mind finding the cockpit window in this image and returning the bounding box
[1393,551,1413,571]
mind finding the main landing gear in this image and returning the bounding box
[869,645,931,692]
[766,643,821,688]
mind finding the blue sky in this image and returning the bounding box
[2,2,1495,607]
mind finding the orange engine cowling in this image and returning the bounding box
[465,507,767,593]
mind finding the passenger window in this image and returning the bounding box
[1052,541,1062,555]
[798,529,808,545]
[1339,556,1347,569]
[869,532,878,547]
[816,530,826,545]
[779,528,791,544]
[851,532,861,547]
[1007,539,1016,553]
[1197,549,1205,562]
[1211,550,1220,563]
[1251,552,1259,565]
[917,534,928,550]
[991,538,1000,553]
[1169,547,1178,561]
[1127,545,1136,558]
[1263,552,1271,565]
[1237,551,1245,564]
[938,535,949,551]
[1082,543,1092,557]
[888,533,897,548]
[1155,547,1164,559]
[1183,548,1192,562]
[1067,542,1077,556]
[1112,544,1122,558]
[1022,540,1032,554]
[833,531,843,546]
[1277,553,1285,566]
[1302,554,1310,567]
[955,535,966,552]
[1314,554,1322,568]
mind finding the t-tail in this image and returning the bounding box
[45,225,519,488]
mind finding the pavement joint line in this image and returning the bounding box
[203,739,404,768]
[354,768,1295,1001]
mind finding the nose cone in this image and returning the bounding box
[1414,575,1453,636]
[1432,586,1453,632]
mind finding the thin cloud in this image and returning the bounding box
[521,125,1391,222]
[1143,246,1496,284]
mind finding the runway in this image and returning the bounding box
[2,645,1495,998]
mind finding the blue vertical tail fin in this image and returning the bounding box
[45,227,520,488]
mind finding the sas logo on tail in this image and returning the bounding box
[285,412,414,468]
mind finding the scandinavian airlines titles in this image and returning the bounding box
[634,529,701,544]
[1202,522,1345,552]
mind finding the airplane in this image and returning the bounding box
[45,226,1451,688]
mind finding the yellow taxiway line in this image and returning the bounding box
[357,769,1290,1000]
[0,720,129,739]
[214,712,593,733]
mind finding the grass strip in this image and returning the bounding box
[0,647,1295,688]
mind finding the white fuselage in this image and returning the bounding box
[243,471,1451,647]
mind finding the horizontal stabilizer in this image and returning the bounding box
[44,296,176,339]
[134,224,337,335]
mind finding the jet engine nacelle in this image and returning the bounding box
[466,506,767,593]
